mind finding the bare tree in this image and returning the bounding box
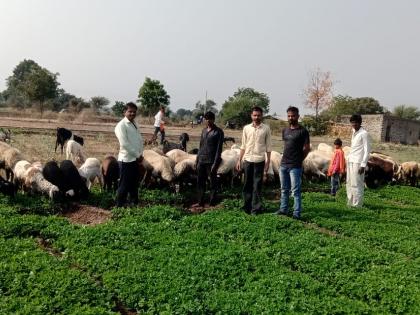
[303,68,334,133]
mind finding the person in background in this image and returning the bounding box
[153,106,165,144]
[236,106,272,215]
[193,111,224,208]
[346,114,371,207]
[114,102,143,207]
[275,106,310,220]
[327,138,346,196]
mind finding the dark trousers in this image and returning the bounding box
[242,160,265,213]
[197,163,218,205]
[116,160,140,207]
[153,127,165,144]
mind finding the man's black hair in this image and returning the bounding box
[334,138,343,146]
[124,102,137,111]
[251,106,263,114]
[350,114,362,124]
[204,111,215,120]
[286,106,299,114]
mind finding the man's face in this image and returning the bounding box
[287,111,299,125]
[351,121,361,131]
[206,118,215,127]
[251,110,262,124]
[124,107,137,122]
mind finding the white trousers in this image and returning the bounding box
[346,162,365,207]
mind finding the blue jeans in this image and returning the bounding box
[279,166,302,217]
[330,173,340,195]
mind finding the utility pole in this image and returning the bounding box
[204,90,207,114]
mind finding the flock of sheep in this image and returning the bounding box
[0,126,418,203]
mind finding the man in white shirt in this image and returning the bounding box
[153,106,165,144]
[346,114,371,207]
[235,106,272,215]
[114,102,143,207]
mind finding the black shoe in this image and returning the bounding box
[292,215,301,220]
[250,209,261,216]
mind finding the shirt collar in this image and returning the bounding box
[123,117,137,128]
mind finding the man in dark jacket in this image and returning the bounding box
[193,111,224,208]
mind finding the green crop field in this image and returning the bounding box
[0,184,419,314]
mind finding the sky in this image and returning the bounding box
[1,0,419,117]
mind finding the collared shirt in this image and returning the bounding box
[348,127,371,167]
[154,111,163,128]
[197,125,224,165]
[114,117,143,162]
[240,123,272,163]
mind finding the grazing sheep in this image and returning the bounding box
[42,161,72,195]
[101,155,120,192]
[270,151,283,179]
[60,160,89,199]
[317,143,334,156]
[2,147,24,181]
[303,150,330,180]
[173,158,197,185]
[65,140,86,166]
[217,148,242,187]
[165,149,196,164]
[0,141,12,178]
[13,160,31,191]
[223,136,235,146]
[142,149,175,184]
[162,133,190,154]
[78,158,103,190]
[397,161,419,187]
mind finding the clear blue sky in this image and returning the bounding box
[1,0,419,116]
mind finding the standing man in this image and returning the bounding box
[193,111,224,208]
[114,102,143,207]
[275,106,310,220]
[153,105,165,144]
[346,114,371,207]
[236,106,272,215]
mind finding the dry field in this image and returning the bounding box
[0,117,419,164]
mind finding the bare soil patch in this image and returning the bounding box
[61,205,112,226]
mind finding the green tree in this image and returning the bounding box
[137,77,170,116]
[192,99,218,118]
[219,87,270,127]
[23,67,59,116]
[69,97,89,113]
[112,101,126,117]
[392,105,420,120]
[323,95,386,118]
[52,88,76,111]
[175,108,193,120]
[90,96,110,113]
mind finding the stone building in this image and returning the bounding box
[335,114,420,145]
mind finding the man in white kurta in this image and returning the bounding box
[346,114,371,207]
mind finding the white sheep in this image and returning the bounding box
[142,149,175,183]
[78,157,104,190]
[317,143,333,155]
[66,140,86,166]
[270,151,282,178]
[303,150,330,180]
[166,149,196,164]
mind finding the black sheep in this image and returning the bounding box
[0,175,16,197]
[43,161,67,192]
[60,160,89,199]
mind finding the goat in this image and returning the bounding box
[162,133,190,154]
[101,155,120,192]
[55,127,84,154]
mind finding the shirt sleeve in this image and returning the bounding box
[240,127,246,151]
[360,132,371,168]
[213,129,224,165]
[265,126,272,153]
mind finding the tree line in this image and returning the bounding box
[1,60,419,131]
